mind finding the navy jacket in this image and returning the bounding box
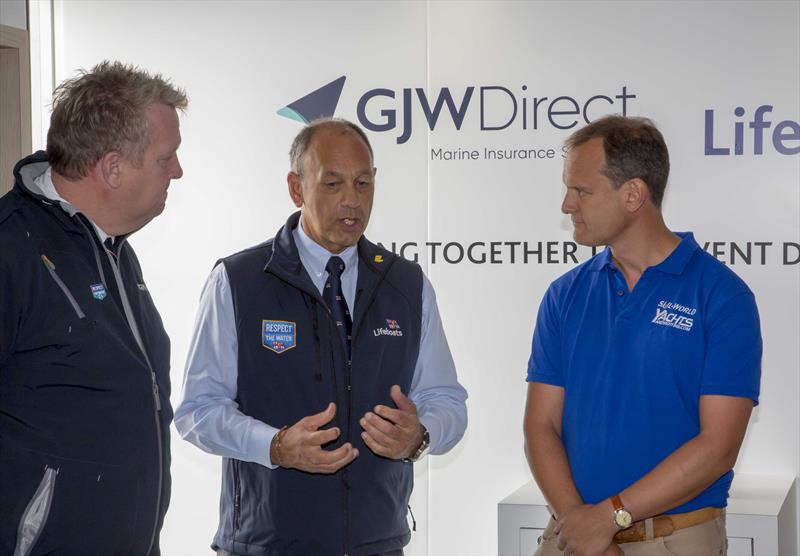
[213,212,423,556]
[0,153,172,555]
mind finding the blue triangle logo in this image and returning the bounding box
[277,76,346,124]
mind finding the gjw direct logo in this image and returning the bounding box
[277,75,636,144]
[277,76,800,155]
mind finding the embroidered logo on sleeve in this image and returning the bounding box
[373,318,403,337]
[90,283,107,300]
[651,300,697,332]
[262,320,297,353]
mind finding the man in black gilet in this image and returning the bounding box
[176,119,468,556]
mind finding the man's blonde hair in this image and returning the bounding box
[47,60,188,179]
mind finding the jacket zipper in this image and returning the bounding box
[40,255,85,319]
[324,311,352,556]
[103,242,164,555]
[233,459,242,532]
[268,257,394,555]
[14,466,58,556]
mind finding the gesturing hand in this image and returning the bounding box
[360,385,424,460]
[271,402,358,473]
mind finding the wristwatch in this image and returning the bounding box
[611,494,633,529]
[405,425,430,463]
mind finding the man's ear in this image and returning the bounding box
[623,178,649,213]
[99,151,124,189]
[287,171,304,208]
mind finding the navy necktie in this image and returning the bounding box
[324,256,353,361]
[103,237,118,260]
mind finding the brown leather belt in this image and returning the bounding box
[613,507,722,544]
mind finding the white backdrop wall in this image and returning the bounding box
[30,1,799,555]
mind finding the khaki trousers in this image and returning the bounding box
[533,513,727,556]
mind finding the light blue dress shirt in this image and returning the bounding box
[175,220,468,469]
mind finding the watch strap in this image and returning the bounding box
[405,425,430,462]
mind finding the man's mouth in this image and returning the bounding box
[339,217,360,227]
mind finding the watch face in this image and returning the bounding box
[615,509,633,528]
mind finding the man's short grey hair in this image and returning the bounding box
[289,118,374,176]
[47,60,188,180]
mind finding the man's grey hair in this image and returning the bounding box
[289,118,374,176]
[47,60,188,180]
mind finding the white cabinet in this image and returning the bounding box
[498,474,796,556]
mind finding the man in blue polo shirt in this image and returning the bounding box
[523,115,761,556]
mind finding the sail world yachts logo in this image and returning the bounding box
[651,300,696,332]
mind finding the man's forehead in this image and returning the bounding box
[568,138,605,166]
[310,127,367,150]
[307,130,372,164]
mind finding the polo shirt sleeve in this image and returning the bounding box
[526,284,564,387]
[699,290,762,405]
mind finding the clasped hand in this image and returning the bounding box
[555,503,622,556]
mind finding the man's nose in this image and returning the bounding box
[171,156,184,180]
[561,191,575,214]
[341,183,361,208]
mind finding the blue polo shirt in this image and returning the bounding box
[527,232,761,513]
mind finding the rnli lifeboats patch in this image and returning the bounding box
[262,320,296,354]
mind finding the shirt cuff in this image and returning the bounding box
[245,421,281,469]
[418,412,441,456]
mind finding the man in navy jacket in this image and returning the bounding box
[176,119,468,556]
[0,61,187,555]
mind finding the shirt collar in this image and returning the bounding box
[650,232,699,276]
[587,246,614,272]
[587,232,698,276]
[293,215,359,279]
[35,167,115,245]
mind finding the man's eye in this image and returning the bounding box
[325,182,339,188]
[357,180,372,188]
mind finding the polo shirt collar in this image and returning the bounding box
[587,231,698,276]
[294,215,359,279]
[587,246,614,272]
[650,232,698,276]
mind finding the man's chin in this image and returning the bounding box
[572,232,601,248]
[336,231,363,250]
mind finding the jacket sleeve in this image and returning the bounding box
[409,273,468,455]
[174,263,280,468]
